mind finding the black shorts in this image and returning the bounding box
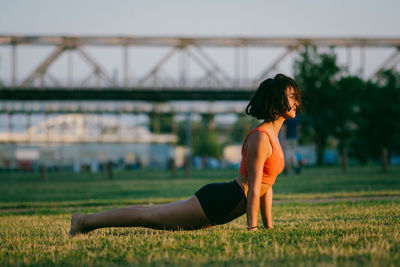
[195,180,247,225]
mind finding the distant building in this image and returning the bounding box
[0,114,176,171]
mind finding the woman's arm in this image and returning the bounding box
[260,186,273,229]
[245,132,271,231]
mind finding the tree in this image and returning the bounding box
[375,70,400,157]
[192,114,223,159]
[194,132,223,159]
[354,70,400,169]
[230,114,259,144]
[293,46,341,165]
[335,75,365,171]
[149,113,175,133]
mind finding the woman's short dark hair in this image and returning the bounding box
[245,73,302,122]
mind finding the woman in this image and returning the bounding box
[69,73,301,235]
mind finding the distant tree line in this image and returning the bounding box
[294,46,400,168]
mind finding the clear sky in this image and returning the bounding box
[1,0,399,36]
[0,0,399,85]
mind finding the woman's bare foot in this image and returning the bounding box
[69,213,88,236]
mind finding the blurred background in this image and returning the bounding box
[0,0,399,177]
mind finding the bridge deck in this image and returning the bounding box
[0,87,254,101]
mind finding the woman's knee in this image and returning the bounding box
[120,206,152,227]
[135,206,171,228]
[123,198,209,230]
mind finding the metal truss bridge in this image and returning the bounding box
[1,35,400,102]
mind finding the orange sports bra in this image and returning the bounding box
[239,127,285,185]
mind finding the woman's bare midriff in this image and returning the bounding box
[235,175,272,198]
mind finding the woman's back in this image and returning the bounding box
[238,126,285,185]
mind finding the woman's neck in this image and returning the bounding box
[259,117,285,136]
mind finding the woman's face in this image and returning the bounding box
[283,87,298,119]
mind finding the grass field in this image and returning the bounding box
[1,166,400,266]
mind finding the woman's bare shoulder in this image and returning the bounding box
[246,130,272,155]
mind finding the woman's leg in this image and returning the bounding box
[69,196,210,235]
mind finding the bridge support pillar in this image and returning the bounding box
[185,112,192,177]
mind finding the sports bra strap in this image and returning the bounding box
[244,127,277,149]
